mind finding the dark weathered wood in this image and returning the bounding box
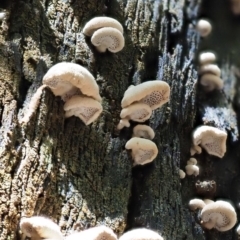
[0,0,240,239]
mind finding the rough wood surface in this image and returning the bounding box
[0,0,239,239]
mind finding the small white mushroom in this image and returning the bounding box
[179,169,186,179]
[20,216,63,240]
[200,200,237,231]
[199,52,216,65]
[200,74,223,91]
[192,125,227,158]
[189,199,206,211]
[119,228,163,240]
[196,19,212,37]
[190,145,202,156]
[187,158,197,165]
[199,64,221,77]
[132,125,155,139]
[125,137,158,166]
[185,165,199,176]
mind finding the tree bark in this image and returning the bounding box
[0,0,239,239]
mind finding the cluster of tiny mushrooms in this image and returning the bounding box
[17,9,240,239]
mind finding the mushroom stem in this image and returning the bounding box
[19,84,47,125]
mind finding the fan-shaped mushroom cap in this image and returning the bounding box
[65,225,117,240]
[199,73,223,91]
[203,199,214,205]
[190,145,202,156]
[192,125,227,158]
[179,169,186,179]
[199,64,221,77]
[119,228,163,240]
[196,19,212,37]
[121,81,170,110]
[64,95,103,125]
[201,200,237,231]
[199,52,216,65]
[91,27,124,53]
[187,158,197,165]
[120,102,152,122]
[20,216,63,239]
[185,165,199,176]
[132,125,155,140]
[83,17,123,36]
[125,137,158,166]
[43,62,101,102]
[189,199,206,210]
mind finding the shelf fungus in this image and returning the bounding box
[20,62,102,125]
[121,81,170,110]
[65,225,117,240]
[119,228,163,240]
[185,157,199,176]
[20,216,63,240]
[192,125,227,158]
[83,17,124,53]
[199,74,223,92]
[64,95,103,125]
[189,198,214,211]
[200,200,237,232]
[132,124,155,140]
[125,137,158,166]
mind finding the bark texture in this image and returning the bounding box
[0,0,239,240]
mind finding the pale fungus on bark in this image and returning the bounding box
[199,74,223,91]
[187,158,197,165]
[203,199,214,205]
[83,17,124,36]
[20,216,63,240]
[64,95,103,125]
[200,200,237,232]
[121,81,170,110]
[189,199,206,211]
[132,125,155,140]
[190,145,202,156]
[118,228,163,240]
[125,137,158,166]
[185,164,199,176]
[199,52,216,65]
[192,125,227,158]
[65,226,117,240]
[196,19,212,37]
[179,169,186,179]
[199,64,221,77]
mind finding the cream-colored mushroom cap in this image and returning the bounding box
[65,225,117,240]
[192,125,227,158]
[201,200,237,231]
[20,216,63,239]
[196,19,212,37]
[121,81,170,110]
[199,52,216,65]
[199,64,221,77]
[125,137,158,166]
[83,17,123,36]
[190,145,202,156]
[119,228,163,240]
[187,158,197,165]
[120,102,152,122]
[91,27,124,53]
[189,199,206,211]
[185,165,199,176]
[200,74,223,91]
[179,169,186,179]
[203,199,214,205]
[132,125,155,140]
[64,95,103,125]
[43,62,101,102]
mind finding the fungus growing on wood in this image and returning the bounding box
[83,17,123,36]
[20,216,63,240]
[192,125,227,158]
[187,158,197,165]
[185,164,199,176]
[199,64,221,77]
[65,225,117,240]
[132,125,155,139]
[196,19,212,37]
[91,27,125,53]
[199,52,216,65]
[64,95,103,125]
[190,145,202,156]
[121,81,170,110]
[199,73,223,91]
[200,200,237,231]
[179,169,186,179]
[125,137,158,166]
[117,102,153,130]
[189,199,206,210]
[195,180,217,197]
[119,228,163,240]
